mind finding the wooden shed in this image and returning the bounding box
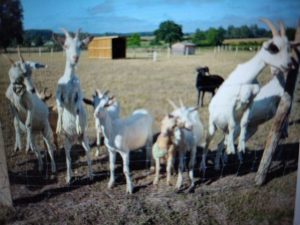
[171,42,196,55]
[88,36,126,59]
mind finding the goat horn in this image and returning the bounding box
[179,98,184,108]
[103,90,110,96]
[17,46,25,63]
[260,18,279,37]
[279,21,286,37]
[167,99,178,110]
[61,28,71,38]
[2,54,15,65]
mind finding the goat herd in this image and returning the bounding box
[3,19,299,194]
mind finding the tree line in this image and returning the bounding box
[0,0,296,51]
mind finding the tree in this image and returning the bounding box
[0,0,23,52]
[192,28,206,46]
[154,20,183,48]
[206,28,224,46]
[127,33,141,48]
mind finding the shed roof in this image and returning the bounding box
[92,36,123,40]
[172,41,196,47]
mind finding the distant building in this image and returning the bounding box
[171,42,196,55]
[88,36,126,59]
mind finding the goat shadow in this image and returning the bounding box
[194,142,299,186]
[10,143,105,190]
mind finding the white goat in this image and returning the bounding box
[4,53,56,174]
[237,68,286,152]
[153,114,197,191]
[94,93,153,194]
[83,90,120,156]
[54,28,93,183]
[168,100,205,191]
[203,19,292,171]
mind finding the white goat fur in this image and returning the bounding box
[55,28,93,183]
[84,91,120,156]
[203,19,292,170]
[153,114,197,191]
[94,95,153,194]
[5,57,56,174]
[238,68,286,152]
[168,100,205,190]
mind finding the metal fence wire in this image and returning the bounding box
[0,47,298,209]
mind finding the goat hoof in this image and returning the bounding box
[150,166,155,173]
[166,181,172,186]
[66,177,73,185]
[127,186,134,194]
[188,186,195,193]
[89,173,94,181]
[108,181,115,189]
[50,173,56,180]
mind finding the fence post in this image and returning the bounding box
[235,46,238,55]
[0,122,13,207]
[153,51,157,62]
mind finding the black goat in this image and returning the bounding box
[195,66,224,107]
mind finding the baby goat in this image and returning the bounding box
[153,114,196,191]
[94,92,153,194]
[168,100,205,191]
[195,66,224,107]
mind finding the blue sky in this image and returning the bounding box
[22,0,300,33]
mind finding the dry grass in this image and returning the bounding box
[0,49,299,224]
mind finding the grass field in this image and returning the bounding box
[0,48,299,224]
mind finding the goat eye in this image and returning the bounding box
[267,43,279,54]
[64,44,69,49]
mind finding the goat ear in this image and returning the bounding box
[103,90,110,96]
[83,98,94,106]
[189,107,199,112]
[108,96,115,103]
[81,36,93,46]
[26,61,48,70]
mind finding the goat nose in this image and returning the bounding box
[31,88,36,93]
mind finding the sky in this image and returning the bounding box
[22,0,300,33]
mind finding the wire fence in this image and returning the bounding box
[0,47,298,217]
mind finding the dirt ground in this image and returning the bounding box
[0,49,299,225]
